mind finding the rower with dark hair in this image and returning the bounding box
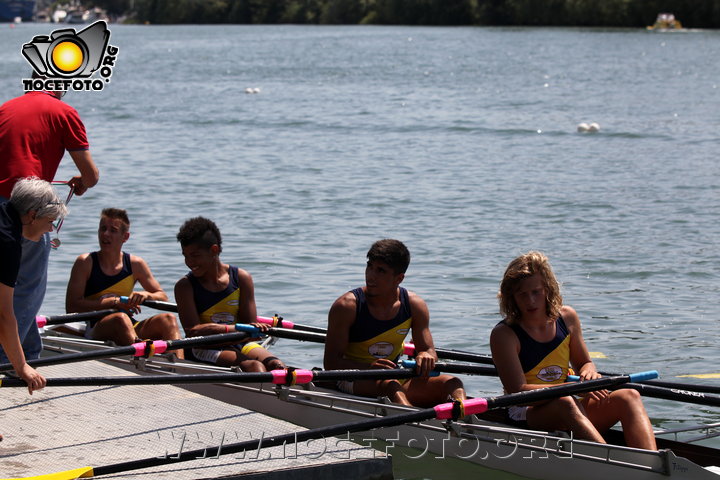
[174,216,284,372]
[324,239,466,407]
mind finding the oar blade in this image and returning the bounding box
[2,466,94,480]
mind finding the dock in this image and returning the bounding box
[0,361,392,479]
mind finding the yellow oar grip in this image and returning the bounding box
[2,466,94,480]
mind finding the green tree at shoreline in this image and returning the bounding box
[93,0,720,28]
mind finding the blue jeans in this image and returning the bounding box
[0,196,48,362]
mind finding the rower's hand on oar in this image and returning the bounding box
[18,364,46,395]
[119,293,145,314]
[577,366,609,401]
[250,322,271,333]
[414,351,436,378]
[370,358,398,370]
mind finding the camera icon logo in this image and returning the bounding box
[22,21,109,78]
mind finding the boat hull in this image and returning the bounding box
[39,332,720,480]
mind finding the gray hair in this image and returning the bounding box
[10,177,68,219]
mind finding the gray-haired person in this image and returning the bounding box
[0,177,67,398]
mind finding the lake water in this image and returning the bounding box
[1,23,719,477]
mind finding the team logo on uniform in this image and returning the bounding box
[21,20,119,93]
[536,365,564,382]
[368,342,394,359]
[211,312,235,324]
[396,328,409,335]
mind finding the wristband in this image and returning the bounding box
[225,324,229,333]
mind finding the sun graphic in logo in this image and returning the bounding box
[51,41,84,74]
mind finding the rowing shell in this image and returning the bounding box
[39,329,720,480]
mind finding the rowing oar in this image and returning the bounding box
[400,359,498,376]
[129,298,328,333]
[0,367,440,388]
[4,371,657,480]
[565,374,720,408]
[404,343,720,395]
[0,331,251,373]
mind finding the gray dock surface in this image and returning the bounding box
[0,361,392,479]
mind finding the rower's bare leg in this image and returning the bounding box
[584,390,657,450]
[90,312,137,345]
[135,313,185,359]
[527,396,607,443]
[404,375,466,407]
[350,379,413,406]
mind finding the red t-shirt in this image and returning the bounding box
[0,91,89,197]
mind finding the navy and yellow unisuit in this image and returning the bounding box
[186,266,241,325]
[503,315,571,385]
[344,287,412,364]
[84,251,135,300]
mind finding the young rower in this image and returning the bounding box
[174,217,284,372]
[490,251,656,449]
[65,208,183,358]
[324,239,466,407]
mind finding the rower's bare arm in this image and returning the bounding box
[408,293,437,376]
[235,268,259,326]
[562,306,598,379]
[66,254,113,312]
[324,293,364,370]
[68,149,99,196]
[130,255,169,302]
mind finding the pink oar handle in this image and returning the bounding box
[403,342,416,356]
[270,369,314,385]
[434,398,489,419]
[256,315,295,329]
[131,340,168,357]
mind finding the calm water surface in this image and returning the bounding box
[1,23,718,477]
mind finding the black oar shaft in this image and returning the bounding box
[599,371,720,395]
[93,407,434,476]
[0,331,251,372]
[38,309,119,326]
[91,373,648,477]
[0,368,421,388]
[617,383,720,407]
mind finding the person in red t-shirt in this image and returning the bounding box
[0,85,100,363]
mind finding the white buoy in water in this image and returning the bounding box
[588,122,600,132]
[577,123,590,132]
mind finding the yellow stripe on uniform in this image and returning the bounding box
[240,342,262,355]
[2,466,94,480]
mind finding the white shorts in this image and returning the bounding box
[337,380,354,394]
[508,405,529,422]
[192,342,262,365]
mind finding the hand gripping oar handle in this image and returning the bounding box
[234,324,328,343]
[403,342,495,365]
[0,331,252,372]
[27,371,658,479]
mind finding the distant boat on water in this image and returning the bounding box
[0,0,35,22]
[647,13,683,31]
